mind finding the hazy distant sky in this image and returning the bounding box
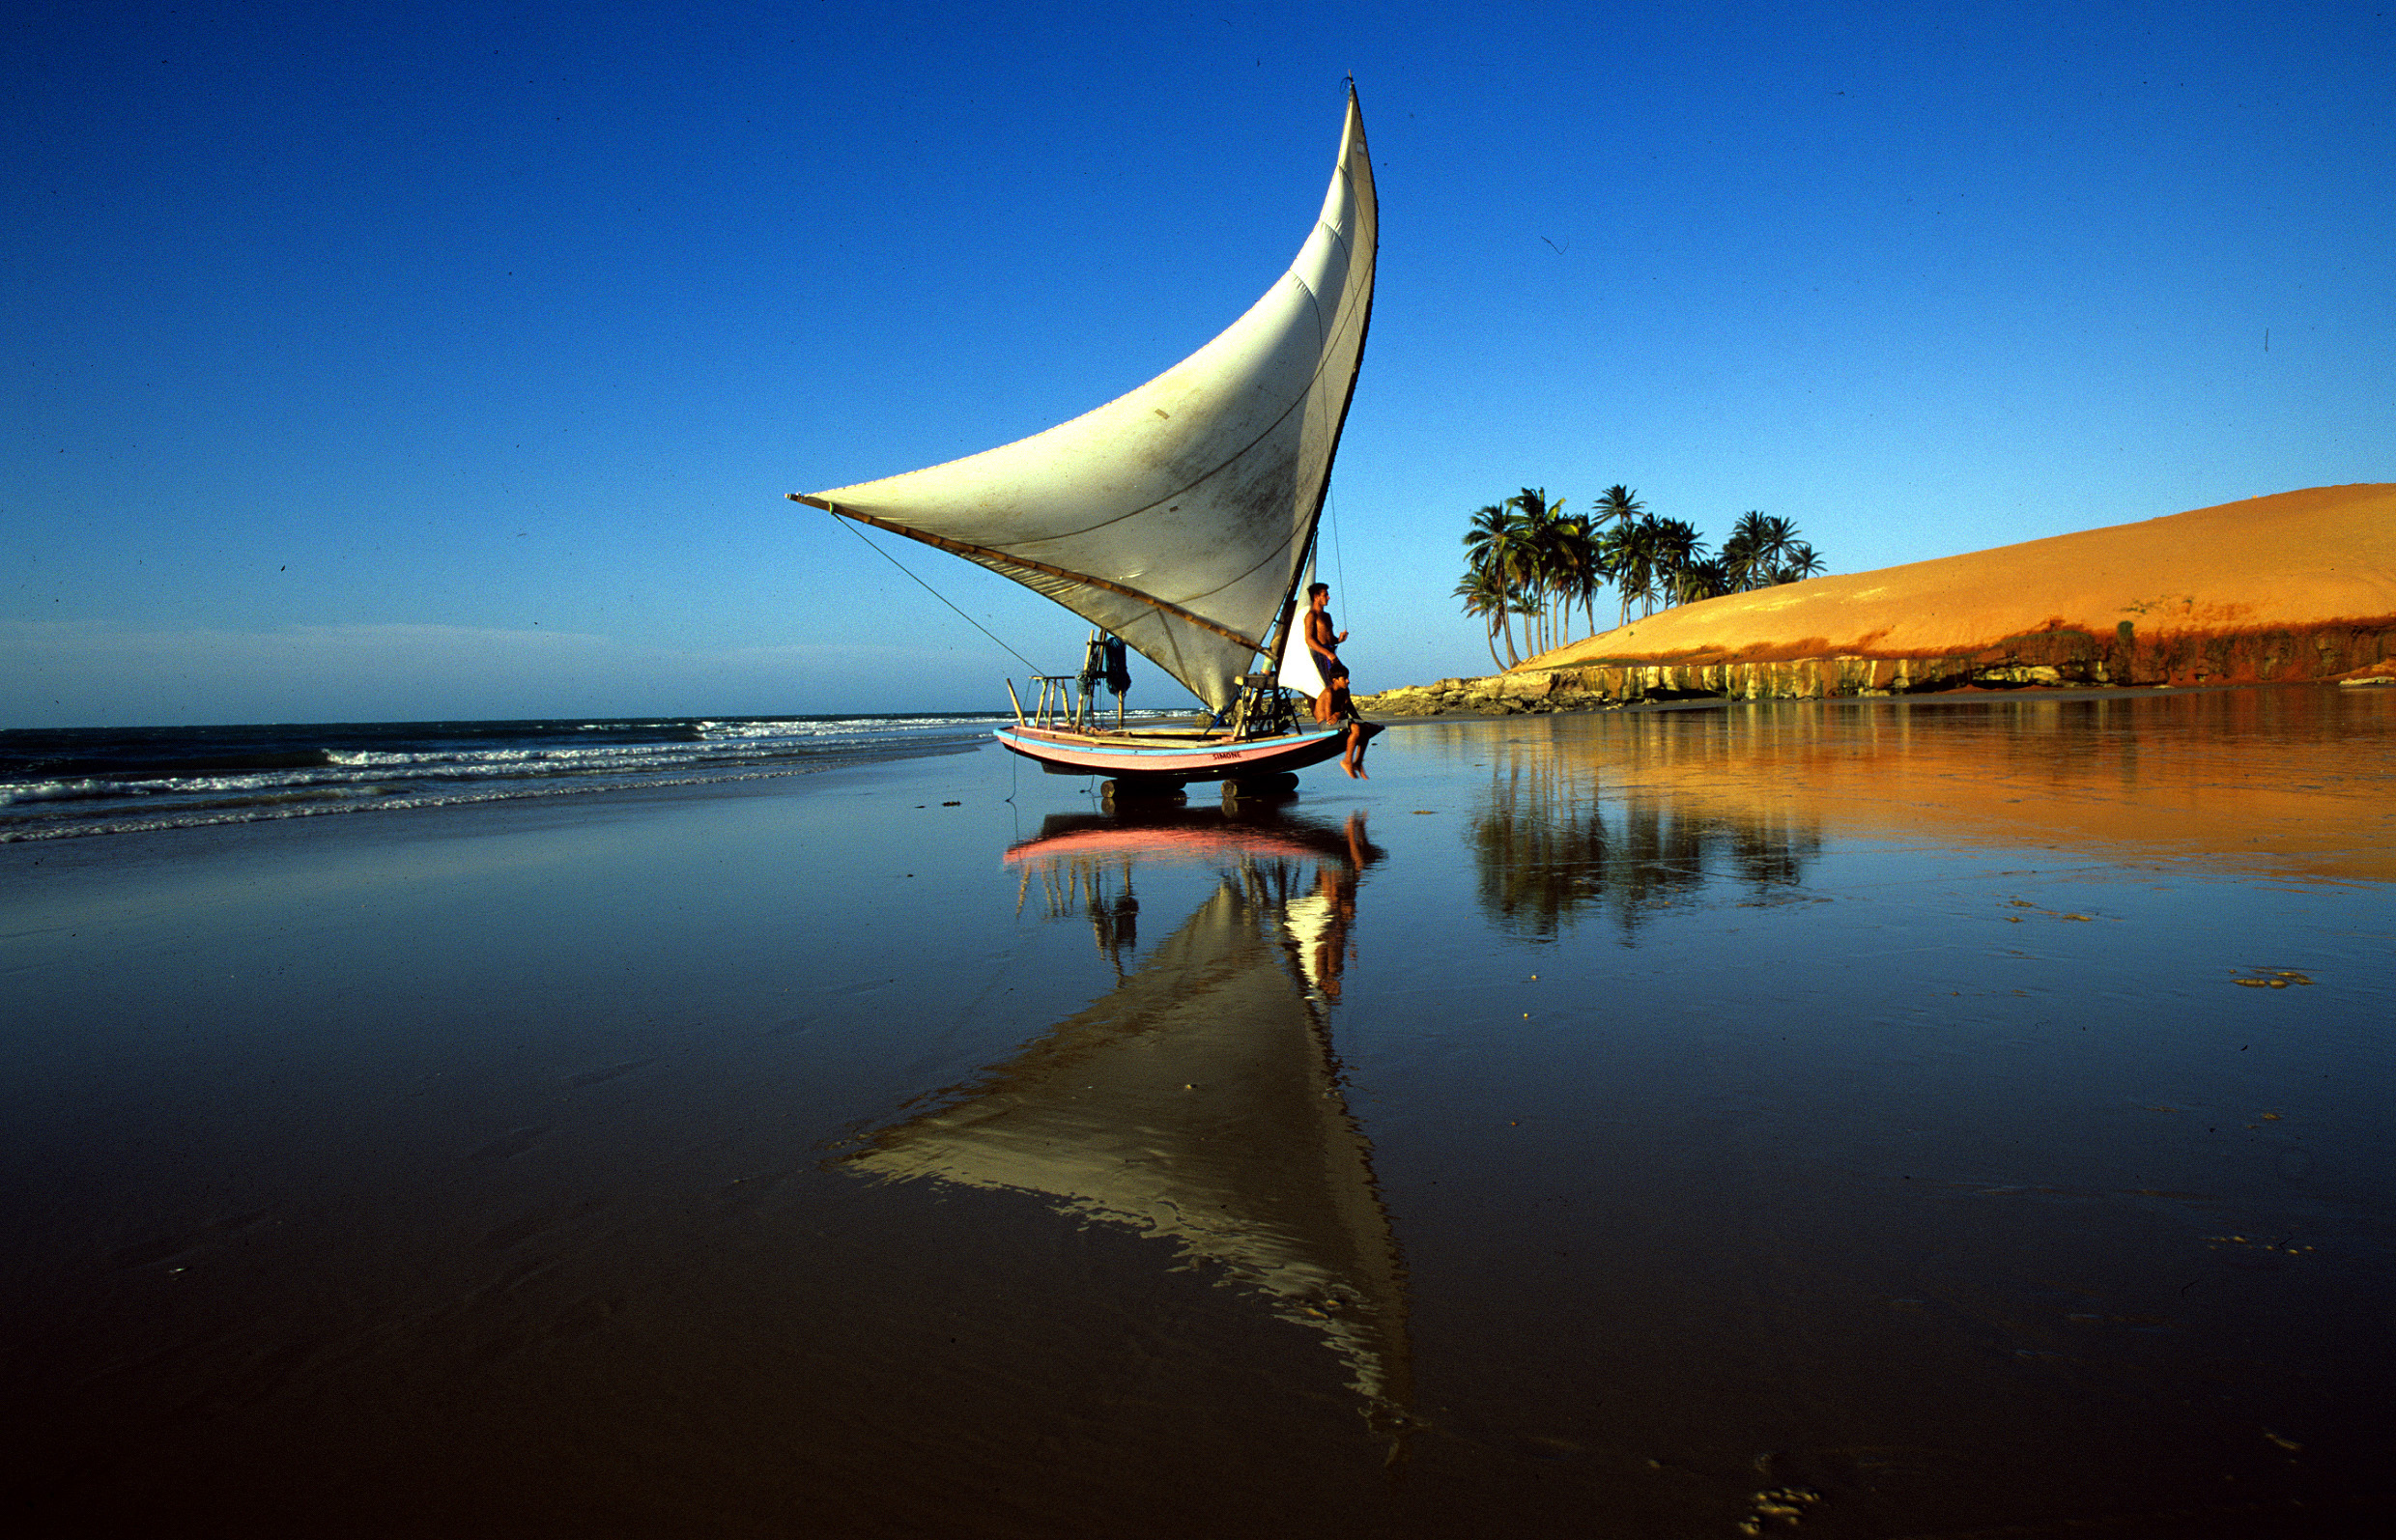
[7,0,2389,727]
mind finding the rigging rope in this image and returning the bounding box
[1327,485,1349,597]
[826,511,1044,673]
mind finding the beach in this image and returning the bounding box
[4,687,2391,1537]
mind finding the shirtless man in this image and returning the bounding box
[1302,584,1371,778]
[1303,584,1346,705]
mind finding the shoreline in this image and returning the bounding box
[0,728,987,845]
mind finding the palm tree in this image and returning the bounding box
[1588,486,1648,626]
[1592,484,1644,535]
[1775,542,1827,583]
[1452,565,1514,670]
[1645,518,1708,611]
[1720,513,1822,592]
[1507,488,1561,655]
[1546,506,1599,645]
[1601,519,1659,626]
[1461,503,1526,666]
[1506,487,1600,655]
[1508,588,1544,659]
[1722,511,1772,592]
[1670,556,1732,608]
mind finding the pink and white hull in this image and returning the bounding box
[993,721,1377,784]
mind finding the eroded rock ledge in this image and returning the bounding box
[1358,619,2396,716]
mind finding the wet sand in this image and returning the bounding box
[4,688,2391,1536]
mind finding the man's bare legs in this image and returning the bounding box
[1342,719,1369,778]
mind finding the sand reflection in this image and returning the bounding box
[1469,689,2395,929]
[842,806,1413,1440]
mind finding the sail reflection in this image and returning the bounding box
[843,806,1412,1439]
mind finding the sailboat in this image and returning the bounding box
[789,89,1380,796]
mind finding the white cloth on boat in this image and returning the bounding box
[1276,639,1328,699]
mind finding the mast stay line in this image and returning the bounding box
[789,493,1268,654]
[814,505,1043,672]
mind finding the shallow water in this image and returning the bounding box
[2,687,2389,1536]
[0,712,1009,842]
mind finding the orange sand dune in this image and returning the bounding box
[1532,484,2395,682]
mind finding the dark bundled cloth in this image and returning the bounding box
[1083,634,1132,699]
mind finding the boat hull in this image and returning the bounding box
[992,722,1370,784]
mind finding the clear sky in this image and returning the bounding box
[6,0,2389,727]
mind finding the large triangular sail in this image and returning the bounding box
[792,91,1377,712]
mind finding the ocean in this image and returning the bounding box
[0,712,1020,841]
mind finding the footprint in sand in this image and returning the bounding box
[106,1208,274,1271]
[467,1126,547,1162]
[563,1057,655,1088]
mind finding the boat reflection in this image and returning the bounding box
[842,805,1413,1442]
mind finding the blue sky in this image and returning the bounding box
[6,0,2389,727]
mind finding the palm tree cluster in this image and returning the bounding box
[1454,486,1825,668]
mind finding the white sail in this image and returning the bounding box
[1276,631,1328,699]
[794,91,1377,711]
